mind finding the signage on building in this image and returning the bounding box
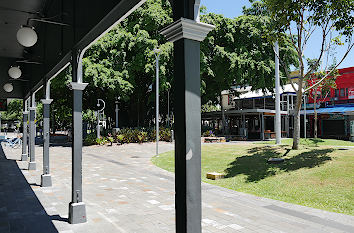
[349,88,354,99]
[0,99,7,111]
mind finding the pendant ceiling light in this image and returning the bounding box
[8,66,22,79]
[3,83,14,93]
[17,26,38,47]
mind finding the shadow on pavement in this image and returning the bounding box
[0,145,59,233]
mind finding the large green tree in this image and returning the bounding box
[49,0,298,130]
[1,99,23,121]
[83,0,173,127]
[264,0,354,149]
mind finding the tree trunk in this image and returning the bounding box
[292,90,303,150]
[314,92,318,138]
[220,95,226,135]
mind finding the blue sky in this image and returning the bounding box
[201,0,353,69]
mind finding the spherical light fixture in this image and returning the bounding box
[3,83,13,93]
[17,26,38,47]
[8,66,22,79]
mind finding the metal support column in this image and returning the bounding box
[68,50,88,224]
[21,99,29,161]
[161,13,214,233]
[28,94,36,170]
[41,80,53,187]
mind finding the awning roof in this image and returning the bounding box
[301,106,354,115]
[234,84,299,100]
[0,0,146,99]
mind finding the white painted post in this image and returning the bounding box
[274,41,281,144]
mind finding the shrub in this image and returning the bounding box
[115,127,172,144]
[202,130,215,137]
[84,133,97,145]
[96,137,108,145]
[160,128,172,141]
[116,134,125,144]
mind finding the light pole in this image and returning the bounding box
[115,97,120,129]
[96,99,105,139]
[154,47,161,156]
[167,84,171,128]
[274,41,281,145]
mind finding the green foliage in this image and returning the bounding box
[202,130,215,137]
[84,133,97,145]
[201,102,220,113]
[116,134,125,144]
[115,127,171,144]
[96,137,108,145]
[82,0,174,126]
[46,0,299,129]
[262,0,354,149]
[1,99,23,121]
[200,11,297,104]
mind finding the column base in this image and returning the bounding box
[21,154,28,161]
[68,202,87,224]
[41,174,52,187]
[28,162,36,170]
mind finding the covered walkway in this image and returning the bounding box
[1,143,354,233]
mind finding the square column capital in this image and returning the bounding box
[23,111,29,115]
[41,99,53,105]
[160,18,215,43]
[29,107,36,111]
[70,82,88,91]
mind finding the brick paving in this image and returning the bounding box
[0,142,353,233]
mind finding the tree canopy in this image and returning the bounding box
[263,0,354,149]
[47,0,298,129]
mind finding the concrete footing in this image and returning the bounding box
[69,202,87,224]
[21,154,28,161]
[41,174,52,187]
[28,162,36,170]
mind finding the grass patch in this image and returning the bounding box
[255,138,354,147]
[152,144,354,216]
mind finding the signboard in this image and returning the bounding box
[349,88,354,99]
[0,99,7,111]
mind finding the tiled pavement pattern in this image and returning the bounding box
[0,142,354,233]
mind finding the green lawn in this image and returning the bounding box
[152,143,354,216]
[256,138,354,146]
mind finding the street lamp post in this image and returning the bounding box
[274,41,281,145]
[154,48,161,156]
[115,97,120,129]
[167,87,170,128]
[96,99,105,139]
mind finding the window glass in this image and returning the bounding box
[340,88,345,97]
[335,89,339,97]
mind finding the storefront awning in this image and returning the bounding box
[301,106,354,115]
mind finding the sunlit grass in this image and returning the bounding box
[152,144,354,216]
[255,138,354,147]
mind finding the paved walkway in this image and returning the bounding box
[0,142,353,233]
